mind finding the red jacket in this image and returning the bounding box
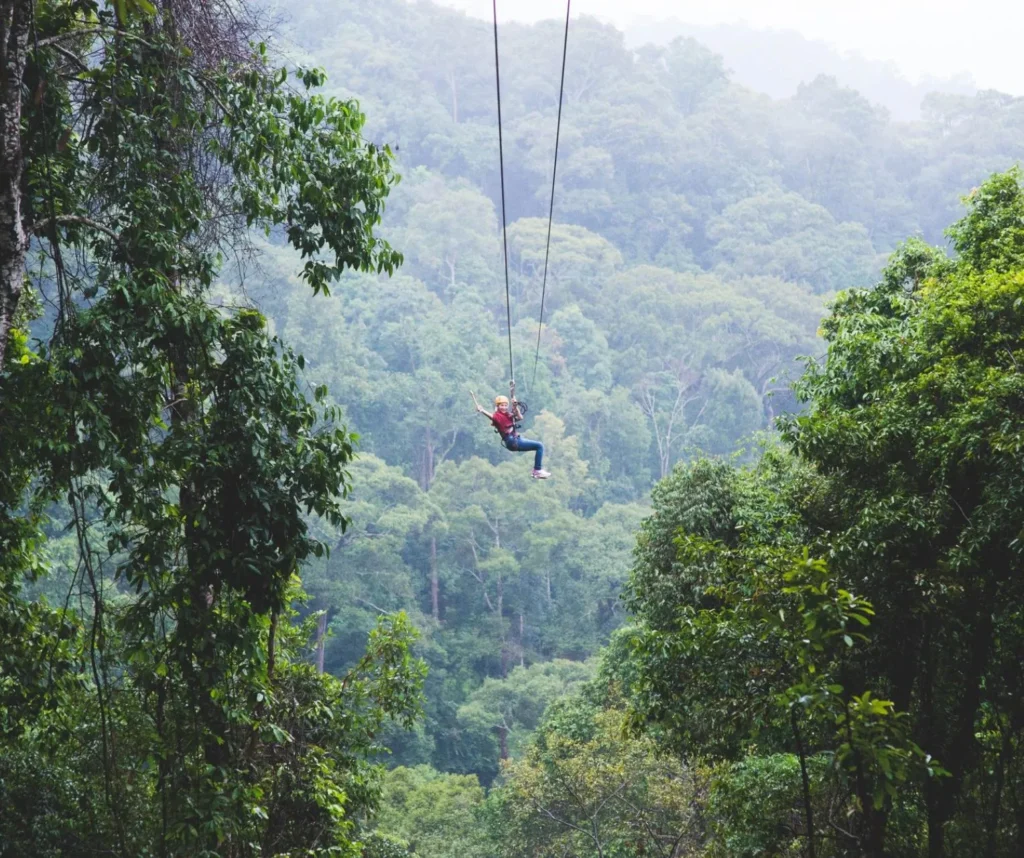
[490,409,516,438]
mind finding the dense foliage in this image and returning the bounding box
[248,0,1024,793]
[1,0,419,854]
[6,0,1024,856]
[622,171,1024,857]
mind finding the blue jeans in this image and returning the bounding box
[503,435,543,470]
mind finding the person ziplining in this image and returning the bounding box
[470,390,550,479]
[482,0,569,483]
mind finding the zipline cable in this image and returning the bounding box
[492,0,515,389]
[531,0,571,395]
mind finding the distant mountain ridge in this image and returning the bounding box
[625,18,978,120]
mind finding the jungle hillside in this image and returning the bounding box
[2,0,1024,856]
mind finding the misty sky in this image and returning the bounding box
[438,0,1024,95]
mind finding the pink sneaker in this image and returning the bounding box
[532,469,551,479]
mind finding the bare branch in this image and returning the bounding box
[36,26,106,48]
[50,41,90,73]
[30,214,119,242]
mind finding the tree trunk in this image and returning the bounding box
[497,570,507,677]
[984,724,1010,857]
[1015,763,1024,858]
[447,256,456,290]
[926,784,946,858]
[919,620,944,858]
[430,535,439,621]
[157,1,231,788]
[928,599,994,857]
[0,0,31,373]
[790,708,816,858]
[421,428,435,490]
[314,611,328,674]
[267,609,278,679]
[842,671,887,857]
[867,809,888,858]
[519,612,525,667]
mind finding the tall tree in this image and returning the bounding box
[781,173,1024,856]
[1,1,418,854]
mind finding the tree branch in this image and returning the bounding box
[36,26,106,47]
[50,41,91,73]
[29,214,119,242]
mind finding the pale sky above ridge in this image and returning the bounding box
[437,0,1024,95]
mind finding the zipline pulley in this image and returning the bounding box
[509,379,528,420]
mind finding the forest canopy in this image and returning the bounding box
[3,0,1024,856]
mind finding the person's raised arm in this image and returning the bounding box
[470,390,492,419]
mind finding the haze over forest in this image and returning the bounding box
[3,0,1024,856]
[439,0,1024,97]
